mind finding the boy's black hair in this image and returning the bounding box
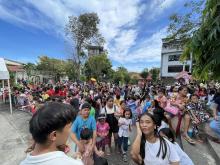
[80,128,92,140]
[29,102,76,144]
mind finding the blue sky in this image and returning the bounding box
[0,0,188,72]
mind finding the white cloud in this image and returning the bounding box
[110,27,167,64]
[0,0,175,72]
[147,0,177,20]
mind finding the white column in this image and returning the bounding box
[7,79,13,114]
[2,80,5,103]
[15,71,17,84]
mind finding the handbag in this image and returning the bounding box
[164,101,179,115]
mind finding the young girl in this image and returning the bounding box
[159,128,194,165]
[118,108,132,162]
[96,114,110,155]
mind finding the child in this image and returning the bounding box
[159,128,194,165]
[74,128,105,165]
[142,95,151,114]
[96,114,110,155]
[118,108,132,162]
[186,94,210,135]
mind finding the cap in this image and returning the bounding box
[81,102,91,110]
[98,114,106,120]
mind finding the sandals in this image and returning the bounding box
[183,135,196,145]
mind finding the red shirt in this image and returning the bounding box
[46,89,55,96]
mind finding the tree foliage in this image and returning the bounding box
[113,67,130,84]
[140,68,149,79]
[65,59,78,81]
[149,68,160,82]
[37,56,67,81]
[168,0,220,80]
[65,13,104,78]
[167,0,205,45]
[24,63,36,77]
[84,54,112,81]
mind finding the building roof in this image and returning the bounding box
[7,65,25,72]
[4,58,25,66]
[87,45,104,50]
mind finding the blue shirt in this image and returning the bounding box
[143,101,152,113]
[71,115,96,140]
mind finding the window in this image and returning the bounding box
[168,65,183,73]
[185,65,190,72]
[168,55,180,61]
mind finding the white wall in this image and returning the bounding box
[161,52,192,77]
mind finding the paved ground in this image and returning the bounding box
[0,102,217,165]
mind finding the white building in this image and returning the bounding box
[160,39,192,79]
[4,58,27,83]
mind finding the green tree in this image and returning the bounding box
[113,67,130,84]
[65,13,104,78]
[37,56,66,81]
[65,59,78,81]
[24,63,36,78]
[84,54,112,81]
[149,68,160,82]
[167,0,220,80]
[129,76,139,84]
[140,68,149,79]
[167,0,205,45]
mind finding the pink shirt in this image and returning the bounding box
[96,122,110,135]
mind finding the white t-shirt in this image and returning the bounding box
[158,121,169,132]
[118,118,132,137]
[101,105,119,115]
[173,142,194,165]
[144,138,180,165]
[20,151,83,165]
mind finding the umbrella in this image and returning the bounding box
[175,71,192,80]
[90,78,96,82]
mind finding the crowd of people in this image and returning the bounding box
[2,79,219,165]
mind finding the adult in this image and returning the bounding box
[209,91,220,138]
[131,113,180,165]
[101,95,120,151]
[71,102,97,153]
[20,102,83,165]
[171,86,194,144]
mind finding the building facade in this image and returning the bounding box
[87,45,105,57]
[4,59,27,83]
[160,39,192,80]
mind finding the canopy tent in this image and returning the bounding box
[0,58,12,114]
